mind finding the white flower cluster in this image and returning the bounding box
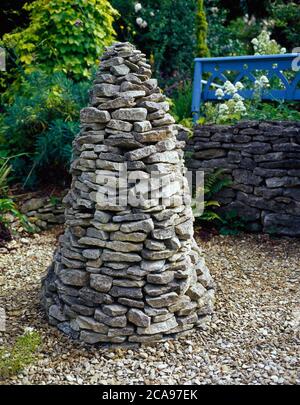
[134,2,142,12]
[215,80,247,117]
[24,326,35,335]
[254,75,270,90]
[135,3,148,29]
[136,17,147,28]
[251,30,286,56]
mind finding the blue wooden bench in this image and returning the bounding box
[191,53,300,123]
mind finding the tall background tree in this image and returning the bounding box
[196,0,210,57]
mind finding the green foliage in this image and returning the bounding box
[0,329,41,379]
[194,169,232,222]
[219,210,246,236]
[195,0,209,57]
[270,1,300,51]
[0,157,11,196]
[204,169,232,200]
[2,0,117,81]
[110,0,199,85]
[0,71,89,188]
[170,82,193,126]
[206,0,259,57]
[246,101,300,122]
[0,158,34,233]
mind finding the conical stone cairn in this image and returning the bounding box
[41,42,215,345]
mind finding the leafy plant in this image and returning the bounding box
[0,70,89,188]
[0,158,34,235]
[0,157,11,196]
[170,81,193,126]
[194,169,232,222]
[270,0,300,51]
[0,328,41,379]
[219,210,246,235]
[1,0,117,82]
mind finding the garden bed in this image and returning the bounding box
[0,226,299,385]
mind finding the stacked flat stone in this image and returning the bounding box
[41,42,215,345]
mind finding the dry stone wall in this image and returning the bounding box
[181,121,300,236]
[20,194,66,230]
[41,42,215,345]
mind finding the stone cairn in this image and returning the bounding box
[41,42,215,345]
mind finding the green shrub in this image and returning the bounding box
[206,1,256,57]
[270,1,300,51]
[0,71,90,188]
[0,329,41,380]
[170,82,193,127]
[1,0,117,82]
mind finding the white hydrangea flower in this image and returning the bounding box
[234,100,247,113]
[280,47,286,54]
[134,3,142,12]
[215,88,224,99]
[251,38,259,46]
[254,79,261,88]
[260,75,269,86]
[136,17,143,26]
[224,80,237,95]
[141,20,148,28]
[150,11,155,17]
[219,104,229,114]
[235,81,244,90]
[233,93,244,101]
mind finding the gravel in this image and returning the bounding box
[0,227,299,385]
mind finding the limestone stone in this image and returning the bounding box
[134,121,152,132]
[106,241,143,253]
[137,316,177,335]
[102,304,128,316]
[59,270,89,287]
[76,316,109,333]
[147,271,174,285]
[111,64,130,76]
[112,108,147,122]
[94,83,120,97]
[82,249,101,260]
[80,108,110,123]
[90,274,113,293]
[118,297,144,309]
[110,286,143,300]
[94,309,127,327]
[120,219,154,233]
[110,231,147,242]
[102,250,142,263]
[146,292,178,308]
[128,308,151,327]
[106,119,133,132]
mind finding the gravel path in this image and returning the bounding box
[0,227,299,385]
